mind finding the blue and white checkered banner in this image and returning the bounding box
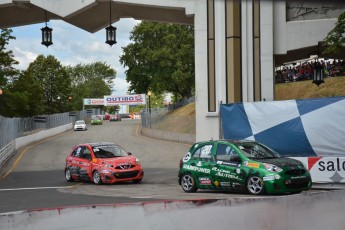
[221,97,345,157]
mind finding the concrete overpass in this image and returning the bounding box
[1,0,344,141]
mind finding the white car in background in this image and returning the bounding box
[74,120,87,131]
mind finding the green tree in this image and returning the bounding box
[0,28,19,88]
[3,71,45,117]
[26,55,71,114]
[324,11,345,54]
[119,21,195,102]
[0,28,20,116]
[65,62,116,110]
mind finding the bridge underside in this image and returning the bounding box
[275,43,345,66]
[0,1,193,33]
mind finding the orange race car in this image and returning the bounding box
[64,142,144,184]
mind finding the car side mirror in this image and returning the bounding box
[128,152,132,155]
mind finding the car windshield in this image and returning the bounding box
[76,121,84,125]
[92,144,128,158]
[235,142,280,159]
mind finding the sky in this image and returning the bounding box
[7,18,140,96]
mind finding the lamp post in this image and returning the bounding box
[147,91,152,128]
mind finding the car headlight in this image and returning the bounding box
[102,162,113,168]
[136,158,140,165]
[263,163,282,172]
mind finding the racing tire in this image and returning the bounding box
[246,175,265,195]
[65,168,74,182]
[181,173,198,193]
[93,170,102,185]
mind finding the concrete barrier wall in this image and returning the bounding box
[1,189,345,230]
[15,124,73,150]
[0,124,73,170]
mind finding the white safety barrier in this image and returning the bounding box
[293,157,345,183]
[0,124,73,170]
[1,189,345,230]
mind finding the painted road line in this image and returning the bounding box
[0,186,76,192]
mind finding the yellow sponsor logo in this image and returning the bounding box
[248,162,260,168]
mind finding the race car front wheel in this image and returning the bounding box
[65,168,73,182]
[181,173,198,193]
[93,170,102,185]
[246,175,265,195]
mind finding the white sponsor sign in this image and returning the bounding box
[83,98,105,105]
[291,157,345,183]
[104,94,146,106]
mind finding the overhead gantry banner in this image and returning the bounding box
[83,94,146,106]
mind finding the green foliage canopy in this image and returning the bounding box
[0,28,19,88]
[120,21,195,101]
[26,55,71,114]
[65,62,116,110]
[324,11,345,54]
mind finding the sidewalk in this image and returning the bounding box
[312,183,345,190]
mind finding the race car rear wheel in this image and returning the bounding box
[181,173,198,193]
[93,170,102,185]
[65,168,73,182]
[246,175,265,195]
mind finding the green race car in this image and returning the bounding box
[178,140,312,195]
[91,117,102,125]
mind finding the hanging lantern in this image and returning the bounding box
[41,26,53,47]
[41,11,53,47]
[105,25,117,46]
[105,2,116,46]
[313,63,324,87]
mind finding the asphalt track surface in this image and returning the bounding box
[0,119,329,214]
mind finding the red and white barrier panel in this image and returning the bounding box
[291,157,345,183]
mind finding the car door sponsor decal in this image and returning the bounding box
[183,165,211,174]
[198,177,212,185]
[212,167,239,179]
[216,160,239,167]
[220,182,231,187]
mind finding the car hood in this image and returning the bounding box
[254,157,303,168]
[100,156,136,165]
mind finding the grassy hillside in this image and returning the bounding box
[158,76,345,133]
[275,76,345,100]
[152,102,196,134]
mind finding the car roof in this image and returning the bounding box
[79,142,116,147]
[193,139,256,145]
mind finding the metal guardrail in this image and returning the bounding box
[0,141,15,169]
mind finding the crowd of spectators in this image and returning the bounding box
[275,59,345,83]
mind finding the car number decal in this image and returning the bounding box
[183,152,191,162]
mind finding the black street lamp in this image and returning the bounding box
[41,11,53,47]
[105,2,117,46]
[313,62,324,87]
